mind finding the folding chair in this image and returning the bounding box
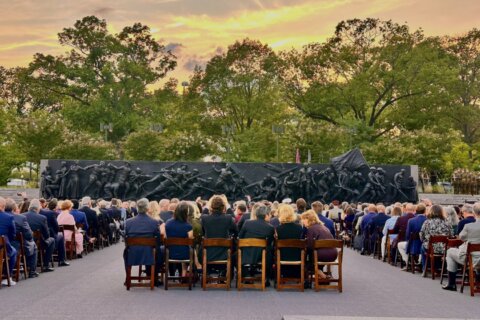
[275,239,305,291]
[14,233,28,281]
[407,232,421,274]
[33,231,47,270]
[422,235,448,279]
[384,229,397,264]
[440,238,464,285]
[372,226,383,260]
[60,224,77,260]
[313,239,343,293]
[460,243,480,296]
[237,238,267,291]
[202,238,232,290]
[0,236,11,288]
[164,237,194,290]
[124,236,157,290]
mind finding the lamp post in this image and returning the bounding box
[100,123,113,142]
[181,81,189,95]
[222,125,235,160]
[272,125,285,162]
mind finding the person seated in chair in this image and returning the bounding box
[443,202,480,291]
[238,205,275,286]
[301,210,338,284]
[419,205,451,271]
[398,203,426,270]
[124,198,162,286]
[24,199,55,272]
[276,204,303,279]
[57,200,84,258]
[0,197,18,285]
[5,199,39,278]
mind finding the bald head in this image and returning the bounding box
[376,204,386,214]
[367,204,377,213]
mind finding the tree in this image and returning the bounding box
[48,131,117,160]
[0,103,25,184]
[278,18,453,141]
[23,16,177,141]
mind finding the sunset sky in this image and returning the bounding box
[1,0,479,83]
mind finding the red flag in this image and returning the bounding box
[295,148,301,164]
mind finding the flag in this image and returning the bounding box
[295,148,301,164]
[330,148,368,172]
[307,149,312,163]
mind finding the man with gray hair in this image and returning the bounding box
[443,202,480,291]
[24,199,55,272]
[124,198,162,286]
[80,196,99,242]
[456,204,476,235]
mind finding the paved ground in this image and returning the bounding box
[1,243,479,320]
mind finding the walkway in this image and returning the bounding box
[1,244,479,320]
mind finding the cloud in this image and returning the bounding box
[183,56,207,71]
[93,7,115,16]
[164,42,184,55]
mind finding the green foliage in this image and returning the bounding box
[48,131,117,160]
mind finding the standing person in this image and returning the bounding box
[5,199,38,278]
[301,210,337,283]
[442,202,480,291]
[0,197,17,285]
[57,200,84,257]
[24,199,55,272]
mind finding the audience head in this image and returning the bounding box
[367,203,377,213]
[391,206,402,217]
[405,203,415,213]
[236,203,247,215]
[278,204,296,224]
[473,202,480,218]
[19,200,30,213]
[5,198,17,212]
[174,201,192,223]
[416,203,426,215]
[60,200,73,211]
[39,198,47,209]
[209,195,226,214]
[301,209,321,228]
[111,198,119,207]
[429,204,445,220]
[72,199,80,210]
[311,201,323,214]
[168,202,177,212]
[445,206,459,226]
[296,198,307,213]
[462,204,474,217]
[159,199,170,211]
[255,205,270,221]
[148,201,161,221]
[99,200,108,209]
[29,199,41,213]
[376,204,386,214]
[250,202,264,220]
[81,196,92,208]
[48,198,58,211]
[136,198,149,214]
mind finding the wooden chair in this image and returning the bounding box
[14,233,28,281]
[125,236,157,290]
[164,237,194,290]
[460,243,480,296]
[0,236,11,288]
[422,235,449,279]
[440,238,464,285]
[202,238,232,290]
[313,239,343,293]
[407,232,421,274]
[76,223,89,255]
[372,226,383,260]
[60,224,77,260]
[33,230,47,270]
[275,239,305,291]
[237,238,267,291]
[384,229,397,264]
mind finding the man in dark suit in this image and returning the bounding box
[238,205,275,285]
[312,201,335,237]
[5,199,39,278]
[80,197,99,240]
[392,203,416,246]
[0,197,17,285]
[24,199,55,272]
[124,198,161,285]
[398,203,427,269]
[70,199,89,243]
[40,199,68,267]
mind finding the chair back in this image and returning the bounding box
[238,238,267,248]
[0,235,5,250]
[15,233,25,246]
[428,235,449,252]
[203,238,232,248]
[276,239,306,249]
[387,229,396,236]
[125,236,157,247]
[33,230,43,246]
[314,239,343,249]
[164,237,194,247]
[467,243,480,254]
[76,223,84,230]
[447,239,464,249]
[62,224,75,232]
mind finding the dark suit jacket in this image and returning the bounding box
[369,213,391,236]
[109,207,122,221]
[238,213,251,231]
[24,211,51,245]
[39,209,59,238]
[71,209,89,232]
[125,213,161,266]
[393,212,415,242]
[318,215,336,237]
[405,214,426,255]
[160,210,173,223]
[201,212,237,261]
[276,222,303,261]
[238,219,274,265]
[11,213,36,256]
[80,206,99,238]
[0,211,16,255]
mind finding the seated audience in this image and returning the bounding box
[457,204,476,235]
[276,204,303,278]
[445,206,459,235]
[80,197,99,242]
[57,200,84,257]
[312,201,335,237]
[398,203,427,269]
[381,206,401,259]
[0,197,17,285]
[148,201,162,222]
[40,199,69,267]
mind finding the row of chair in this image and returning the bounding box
[124,237,344,292]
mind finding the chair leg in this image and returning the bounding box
[431,255,435,280]
[150,264,155,290]
[237,249,242,291]
[126,266,131,290]
[202,250,207,290]
[469,257,475,297]
[460,262,467,293]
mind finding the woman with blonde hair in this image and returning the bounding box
[301,210,337,281]
[57,200,84,257]
[147,201,161,222]
[276,204,303,278]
